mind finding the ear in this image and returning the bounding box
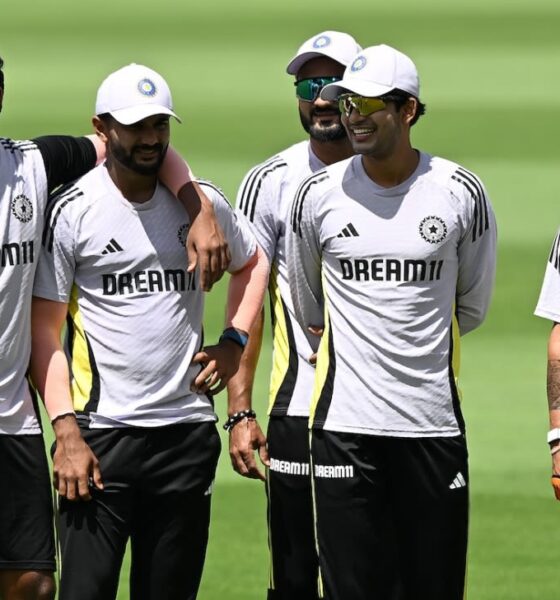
[92,115,109,143]
[402,97,417,126]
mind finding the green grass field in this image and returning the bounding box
[2,0,560,597]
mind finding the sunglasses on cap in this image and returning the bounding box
[294,76,342,102]
[338,94,387,117]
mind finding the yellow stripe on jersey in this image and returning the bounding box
[309,305,331,426]
[268,265,291,414]
[68,285,94,411]
[452,310,462,400]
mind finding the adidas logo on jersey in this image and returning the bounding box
[102,239,124,255]
[337,223,359,238]
[449,471,467,490]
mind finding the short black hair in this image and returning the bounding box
[380,88,426,126]
[0,56,4,89]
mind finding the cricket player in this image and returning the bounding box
[227,31,360,599]
[28,63,266,600]
[287,44,497,599]
[535,233,560,500]
[0,55,230,600]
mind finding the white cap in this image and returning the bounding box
[95,63,181,125]
[321,44,420,100]
[286,31,362,75]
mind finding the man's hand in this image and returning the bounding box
[229,418,269,481]
[52,415,103,501]
[181,182,231,292]
[308,325,324,365]
[191,339,243,395]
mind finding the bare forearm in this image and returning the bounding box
[547,324,560,427]
[227,308,265,413]
[30,298,74,421]
[227,246,269,333]
[547,359,560,426]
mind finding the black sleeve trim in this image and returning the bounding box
[33,135,97,194]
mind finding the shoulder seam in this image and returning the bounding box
[42,185,84,253]
[238,157,287,222]
[290,171,328,237]
[450,166,489,242]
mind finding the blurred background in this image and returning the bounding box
[2,0,559,597]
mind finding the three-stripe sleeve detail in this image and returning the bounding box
[42,185,83,253]
[548,233,560,273]
[451,167,489,242]
[237,157,287,222]
[291,172,328,237]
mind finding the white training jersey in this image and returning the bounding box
[236,141,325,417]
[33,164,256,428]
[0,139,47,435]
[288,152,496,437]
[535,230,560,322]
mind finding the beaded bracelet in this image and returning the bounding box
[223,409,256,432]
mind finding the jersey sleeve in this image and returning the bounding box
[198,181,257,273]
[33,197,76,303]
[33,136,97,194]
[535,230,560,322]
[235,157,284,264]
[287,172,326,330]
[452,168,497,335]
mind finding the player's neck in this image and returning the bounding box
[309,136,354,167]
[105,160,157,203]
[361,144,419,189]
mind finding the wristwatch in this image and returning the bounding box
[547,428,560,444]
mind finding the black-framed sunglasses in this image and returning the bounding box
[294,76,342,102]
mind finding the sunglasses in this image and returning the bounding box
[294,76,342,102]
[338,94,387,117]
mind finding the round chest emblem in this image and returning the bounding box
[177,223,189,246]
[419,216,447,244]
[11,194,33,223]
[138,78,157,97]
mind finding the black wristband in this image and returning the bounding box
[219,327,249,349]
[223,409,256,432]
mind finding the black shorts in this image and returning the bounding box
[0,434,55,571]
[57,421,220,600]
[311,430,469,600]
[266,416,319,600]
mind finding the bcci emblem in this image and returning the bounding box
[177,223,189,246]
[313,35,330,49]
[138,78,157,97]
[351,56,367,72]
[11,194,33,223]
[419,216,447,244]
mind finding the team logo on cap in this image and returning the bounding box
[138,78,157,97]
[313,35,331,49]
[11,194,33,223]
[419,216,447,244]
[351,56,367,72]
[177,223,189,246]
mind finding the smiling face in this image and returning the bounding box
[296,56,347,142]
[95,113,170,175]
[342,95,417,160]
